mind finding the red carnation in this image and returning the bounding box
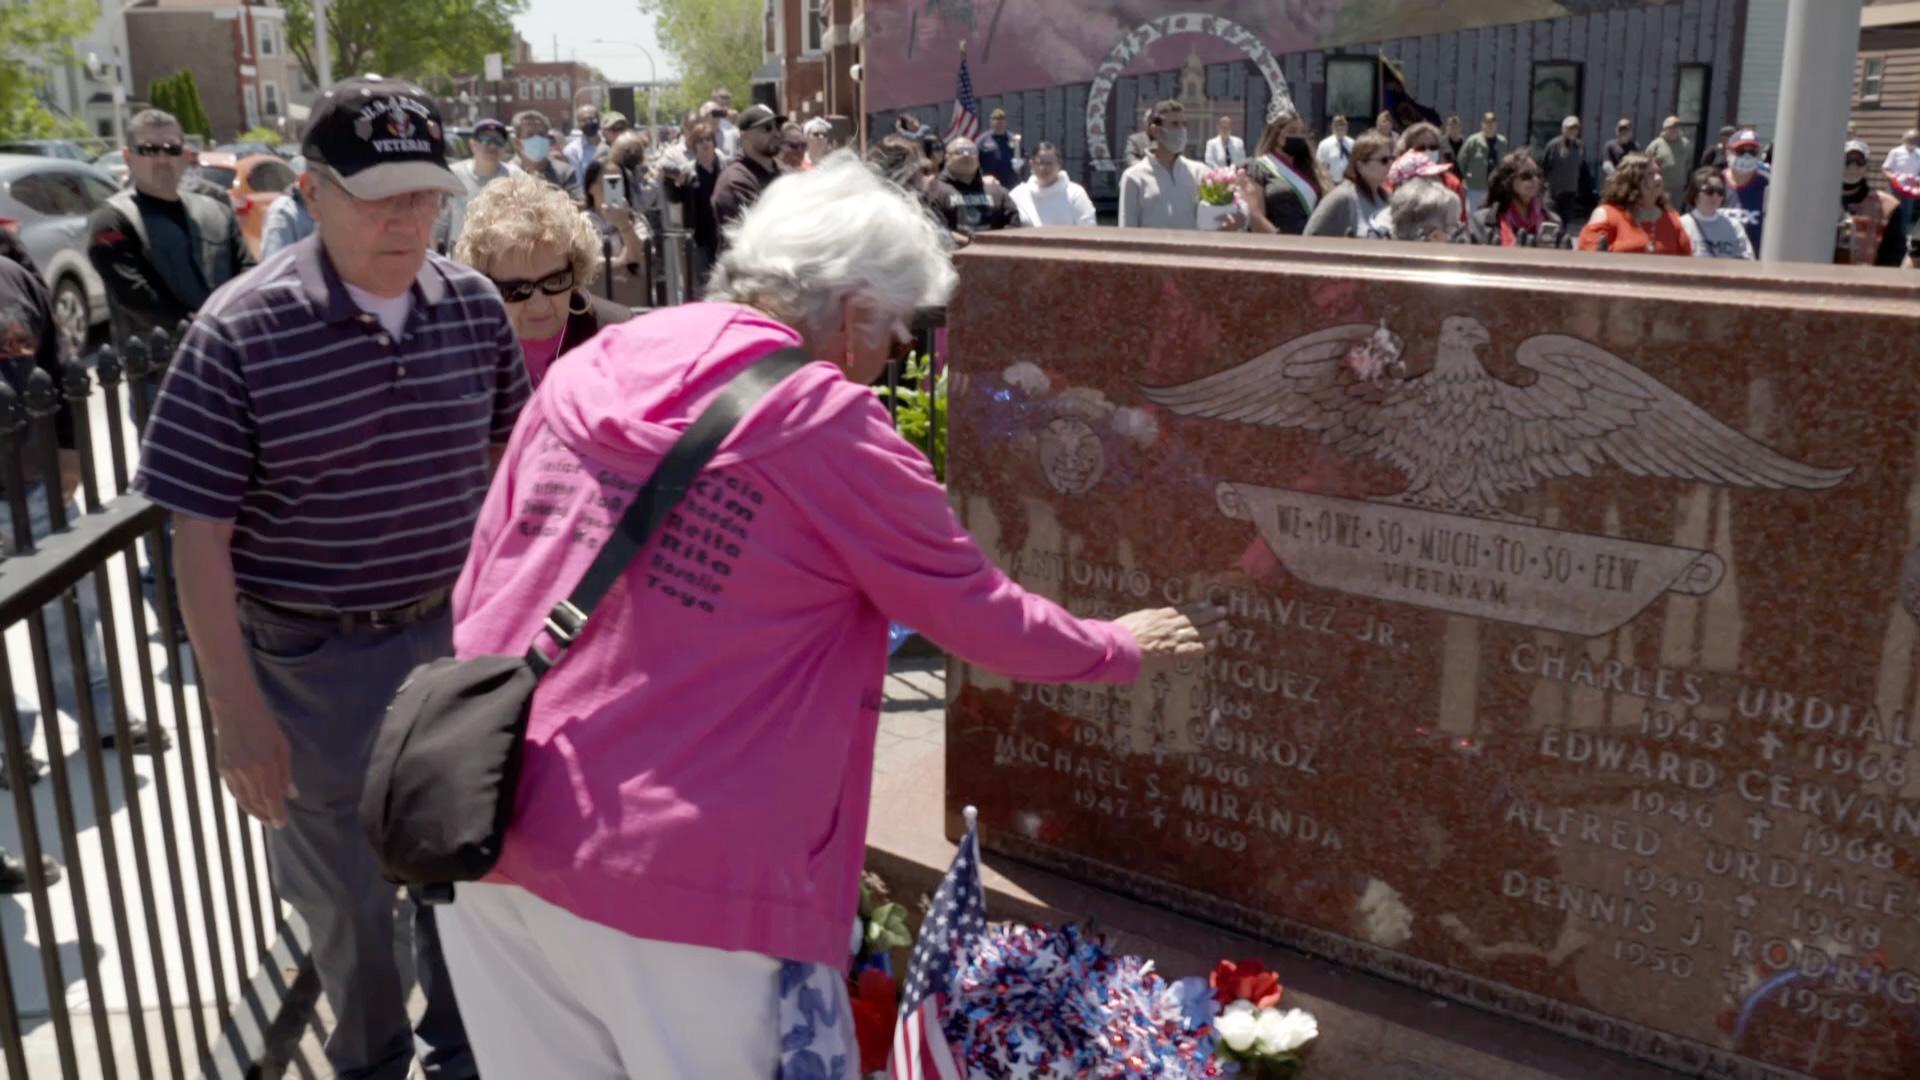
[849,969,898,1072]
[1209,957,1283,1008]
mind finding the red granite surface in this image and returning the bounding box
[942,230,1920,1080]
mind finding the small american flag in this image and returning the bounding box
[889,806,986,1080]
[943,52,981,144]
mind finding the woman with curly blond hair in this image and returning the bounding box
[455,174,633,385]
[1577,152,1693,256]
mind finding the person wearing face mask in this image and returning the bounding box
[1678,168,1754,260]
[512,110,579,198]
[711,104,786,240]
[1009,142,1095,226]
[1304,132,1393,238]
[1721,127,1769,254]
[565,104,605,178]
[1119,99,1214,229]
[1838,140,1907,267]
[932,136,1023,236]
[434,117,524,254]
[1239,111,1327,236]
[1464,150,1566,248]
[457,174,631,385]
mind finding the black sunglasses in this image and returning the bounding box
[133,143,185,157]
[473,134,508,148]
[490,266,574,303]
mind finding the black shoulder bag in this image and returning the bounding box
[361,348,810,899]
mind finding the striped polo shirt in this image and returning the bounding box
[133,236,529,611]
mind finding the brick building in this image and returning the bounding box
[126,0,296,140]
[1852,0,1920,190]
[759,0,864,135]
[501,60,599,132]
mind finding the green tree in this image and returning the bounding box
[637,0,761,116]
[149,71,213,140]
[283,0,526,91]
[0,0,95,140]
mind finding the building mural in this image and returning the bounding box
[868,0,1681,113]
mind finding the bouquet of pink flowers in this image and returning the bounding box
[1197,167,1240,207]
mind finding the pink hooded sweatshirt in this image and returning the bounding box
[451,303,1140,967]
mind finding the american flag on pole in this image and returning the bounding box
[942,50,981,144]
[888,806,986,1080]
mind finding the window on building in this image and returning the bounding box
[244,83,259,128]
[805,0,824,53]
[1325,56,1376,132]
[519,77,530,99]
[1674,64,1711,152]
[1528,62,1583,152]
[1861,56,1886,106]
[259,22,277,57]
[263,81,282,117]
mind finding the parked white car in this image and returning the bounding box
[0,154,115,358]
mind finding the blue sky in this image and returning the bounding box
[513,0,679,82]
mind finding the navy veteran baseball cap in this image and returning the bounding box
[302,77,463,199]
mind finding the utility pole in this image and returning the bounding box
[313,0,335,88]
[1760,0,1864,262]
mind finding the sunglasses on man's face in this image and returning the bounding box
[474,134,508,149]
[490,266,574,304]
[133,143,185,157]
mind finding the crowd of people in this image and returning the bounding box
[877,96,1920,267]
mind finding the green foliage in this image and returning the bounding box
[873,353,947,481]
[283,0,526,91]
[149,71,213,139]
[637,0,761,117]
[237,126,284,146]
[0,0,94,140]
[855,874,912,971]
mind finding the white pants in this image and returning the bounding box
[439,882,788,1078]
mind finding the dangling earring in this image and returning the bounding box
[567,291,590,316]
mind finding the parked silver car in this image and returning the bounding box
[0,154,115,358]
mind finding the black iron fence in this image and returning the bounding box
[0,327,297,1080]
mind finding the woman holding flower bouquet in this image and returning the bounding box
[1239,111,1328,236]
[434,158,1228,1078]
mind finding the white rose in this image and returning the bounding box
[1214,1001,1258,1052]
[1256,1008,1319,1054]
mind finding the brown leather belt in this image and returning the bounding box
[244,588,451,635]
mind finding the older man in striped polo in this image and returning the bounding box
[133,78,525,1080]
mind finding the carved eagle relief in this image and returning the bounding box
[1140,316,1851,518]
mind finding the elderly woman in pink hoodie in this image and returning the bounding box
[439,157,1223,1076]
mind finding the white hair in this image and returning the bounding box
[802,117,833,138]
[707,155,956,341]
[1388,179,1460,242]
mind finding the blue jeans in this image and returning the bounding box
[0,489,113,745]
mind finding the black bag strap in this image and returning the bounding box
[525,346,810,675]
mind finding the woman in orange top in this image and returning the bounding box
[1578,153,1693,255]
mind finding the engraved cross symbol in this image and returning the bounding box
[1148,673,1171,767]
[1148,806,1167,830]
[1756,729,1785,762]
[1745,811,1773,843]
[1734,893,1759,920]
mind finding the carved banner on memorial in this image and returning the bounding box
[945,231,1920,1080]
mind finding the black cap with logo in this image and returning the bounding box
[301,77,465,200]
